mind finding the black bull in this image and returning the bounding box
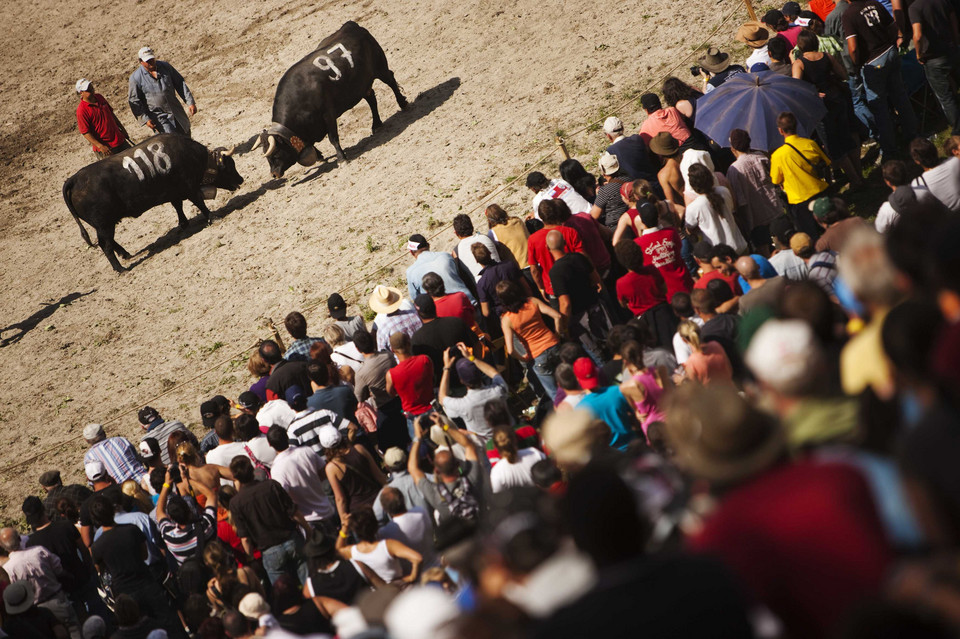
[253,21,408,178]
[62,134,243,272]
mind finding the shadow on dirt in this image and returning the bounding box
[123,178,286,268]
[0,290,96,347]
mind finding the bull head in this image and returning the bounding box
[251,131,278,158]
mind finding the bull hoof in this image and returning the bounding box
[372,121,384,132]
[336,154,348,165]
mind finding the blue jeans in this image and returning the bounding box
[860,47,918,159]
[848,72,876,139]
[261,535,309,585]
[923,47,960,134]
[529,344,560,401]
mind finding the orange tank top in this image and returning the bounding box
[506,299,559,358]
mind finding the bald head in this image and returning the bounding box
[735,256,760,281]
[0,527,20,552]
[434,450,458,477]
[545,229,566,253]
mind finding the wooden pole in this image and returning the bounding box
[556,136,570,160]
[743,0,758,22]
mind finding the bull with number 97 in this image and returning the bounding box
[62,133,243,273]
[252,21,408,178]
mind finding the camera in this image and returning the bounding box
[169,464,182,484]
[690,65,702,77]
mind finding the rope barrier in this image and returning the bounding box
[0,0,746,478]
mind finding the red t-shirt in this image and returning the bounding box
[689,460,891,638]
[616,267,666,316]
[693,269,742,295]
[565,213,611,272]
[637,228,693,302]
[528,226,584,296]
[434,292,475,328]
[76,94,126,150]
[389,355,434,415]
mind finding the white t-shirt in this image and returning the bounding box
[490,448,547,493]
[456,233,501,279]
[532,179,592,219]
[745,46,772,70]
[912,157,960,212]
[241,436,277,467]
[680,149,715,199]
[769,249,809,281]
[441,376,508,439]
[673,316,704,364]
[684,187,748,252]
[332,341,365,369]
[271,446,335,521]
[204,442,249,484]
[378,507,434,563]
[874,201,900,234]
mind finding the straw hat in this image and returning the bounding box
[664,383,785,484]
[735,21,770,49]
[368,285,404,314]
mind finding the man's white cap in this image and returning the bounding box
[602,116,624,135]
[85,461,107,482]
[83,423,105,441]
[75,78,92,94]
[138,46,156,62]
[745,319,822,395]
[318,425,342,449]
[598,151,620,176]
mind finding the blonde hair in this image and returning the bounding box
[247,349,271,377]
[176,442,201,466]
[121,480,153,512]
[678,319,702,351]
[323,324,347,346]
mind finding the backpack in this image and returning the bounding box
[436,475,480,523]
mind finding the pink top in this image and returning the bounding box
[631,370,665,435]
[639,107,691,145]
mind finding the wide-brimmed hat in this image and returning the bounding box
[4,581,36,615]
[648,131,680,157]
[665,383,785,484]
[369,285,404,314]
[699,47,731,73]
[735,21,770,48]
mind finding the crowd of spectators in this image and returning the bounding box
[5,0,960,636]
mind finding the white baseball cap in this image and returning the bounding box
[745,319,822,395]
[75,78,92,94]
[85,461,107,482]
[598,151,620,175]
[318,425,341,449]
[138,46,156,62]
[83,423,105,441]
[602,116,624,135]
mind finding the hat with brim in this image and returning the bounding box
[4,581,36,615]
[735,21,770,48]
[303,529,336,558]
[699,47,731,73]
[369,285,404,314]
[665,383,785,485]
[648,131,679,157]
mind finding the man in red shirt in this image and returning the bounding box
[421,272,476,327]
[692,241,742,295]
[614,239,667,317]
[385,332,435,438]
[634,202,693,301]
[75,78,131,160]
[527,199,585,301]
[553,199,612,276]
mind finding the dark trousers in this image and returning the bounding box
[924,48,960,134]
[124,579,186,638]
[789,196,823,241]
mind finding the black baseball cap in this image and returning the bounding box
[407,234,429,251]
[22,496,44,528]
[237,391,261,411]
[414,293,437,320]
[200,400,220,429]
[781,1,801,16]
[327,293,346,316]
[138,406,160,426]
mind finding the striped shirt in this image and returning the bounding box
[158,506,217,565]
[375,310,423,352]
[140,420,191,466]
[286,409,351,454]
[84,437,146,484]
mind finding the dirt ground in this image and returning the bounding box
[0,0,745,522]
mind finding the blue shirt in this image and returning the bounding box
[406,251,475,303]
[306,385,357,419]
[607,135,658,181]
[738,254,778,293]
[128,61,195,135]
[578,386,636,450]
[476,260,523,316]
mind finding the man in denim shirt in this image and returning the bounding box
[128,46,197,137]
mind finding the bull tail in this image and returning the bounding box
[62,178,94,247]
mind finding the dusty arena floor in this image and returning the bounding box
[0,0,745,522]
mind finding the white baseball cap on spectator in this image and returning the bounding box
[602,116,624,136]
[83,423,105,442]
[138,46,156,62]
[598,152,620,176]
[745,319,822,396]
[85,461,108,482]
[75,79,92,94]
[318,425,342,449]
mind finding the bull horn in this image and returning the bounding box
[265,135,278,158]
[222,146,236,157]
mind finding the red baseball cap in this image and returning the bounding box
[572,357,600,391]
